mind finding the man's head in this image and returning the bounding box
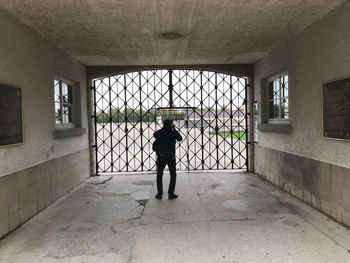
[163,119,173,129]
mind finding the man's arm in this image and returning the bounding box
[153,130,160,139]
[175,130,182,142]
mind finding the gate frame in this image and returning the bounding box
[86,65,254,176]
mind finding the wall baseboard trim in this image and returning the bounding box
[254,145,350,227]
[0,149,90,239]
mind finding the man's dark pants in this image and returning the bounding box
[156,155,176,194]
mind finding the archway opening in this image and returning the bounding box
[92,69,248,173]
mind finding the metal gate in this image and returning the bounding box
[93,70,248,173]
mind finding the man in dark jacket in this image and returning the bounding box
[153,119,182,200]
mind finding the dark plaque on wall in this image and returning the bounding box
[323,78,350,141]
[0,84,23,146]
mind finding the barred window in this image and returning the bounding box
[268,74,288,120]
[54,79,73,125]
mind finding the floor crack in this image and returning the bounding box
[110,201,147,234]
[90,176,113,185]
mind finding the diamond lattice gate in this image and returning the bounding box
[93,70,248,173]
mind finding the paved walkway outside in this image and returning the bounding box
[0,172,349,262]
[96,123,246,172]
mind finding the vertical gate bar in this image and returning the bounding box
[108,77,113,172]
[245,78,249,171]
[239,79,242,168]
[180,72,183,170]
[168,69,174,167]
[59,81,63,125]
[230,76,234,169]
[93,80,99,174]
[139,72,144,171]
[132,75,135,171]
[154,71,156,170]
[238,79,241,168]
[215,73,219,169]
[186,108,190,172]
[149,71,152,170]
[88,80,95,176]
[169,69,173,108]
[101,81,105,172]
[193,72,197,169]
[249,74,255,173]
[124,73,128,172]
[208,74,212,169]
[200,71,204,170]
[223,75,226,169]
[146,71,149,170]
[186,71,189,171]
[118,78,121,171]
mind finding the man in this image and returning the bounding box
[153,119,182,200]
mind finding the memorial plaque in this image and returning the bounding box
[323,78,350,141]
[0,84,23,146]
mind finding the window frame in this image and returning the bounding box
[54,77,74,127]
[267,72,289,123]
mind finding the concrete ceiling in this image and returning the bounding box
[0,0,346,66]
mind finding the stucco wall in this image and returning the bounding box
[0,149,90,238]
[254,1,350,169]
[0,10,89,177]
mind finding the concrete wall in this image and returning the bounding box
[255,146,350,226]
[0,11,90,237]
[254,2,350,226]
[0,149,90,238]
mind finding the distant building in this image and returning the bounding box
[185,109,245,130]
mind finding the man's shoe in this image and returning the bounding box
[168,193,178,200]
[155,193,162,200]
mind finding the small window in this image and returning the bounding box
[54,79,73,125]
[268,74,288,120]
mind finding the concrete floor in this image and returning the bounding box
[0,172,349,263]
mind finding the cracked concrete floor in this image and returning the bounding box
[0,172,349,263]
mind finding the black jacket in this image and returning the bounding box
[153,127,182,156]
